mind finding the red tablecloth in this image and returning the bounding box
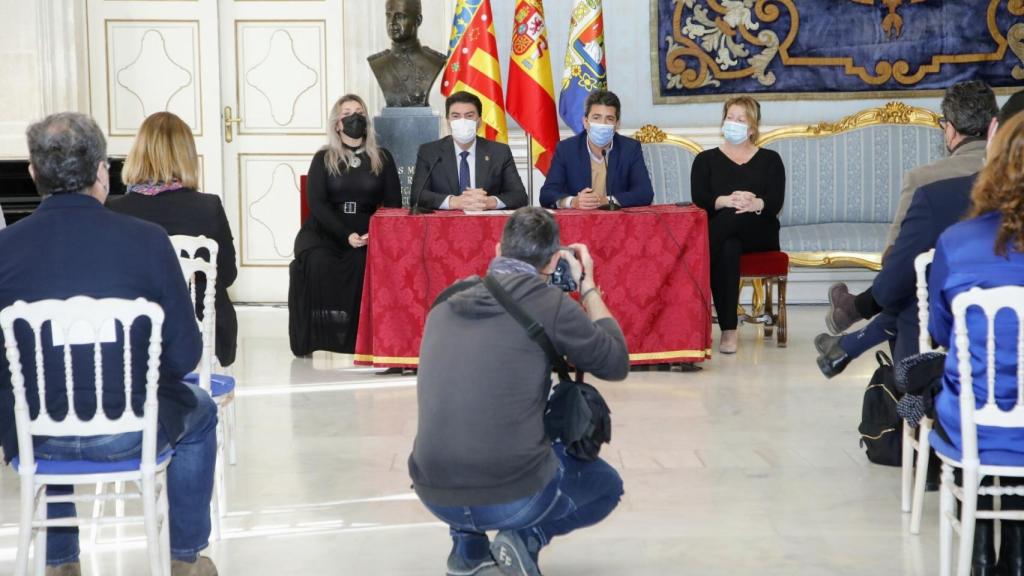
[354,206,712,367]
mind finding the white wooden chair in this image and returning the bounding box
[1,296,171,576]
[170,234,236,538]
[901,249,937,534]
[935,285,1024,576]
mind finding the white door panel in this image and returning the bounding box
[220,2,342,302]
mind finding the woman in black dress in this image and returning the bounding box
[289,94,402,356]
[691,96,785,354]
[108,111,239,366]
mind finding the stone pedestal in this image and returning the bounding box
[375,107,441,208]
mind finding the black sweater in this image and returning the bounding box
[107,189,238,366]
[690,147,786,224]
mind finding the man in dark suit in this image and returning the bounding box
[816,173,975,376]
[411,91,527,211]
[540,90,654,209]
[0,113,218,576]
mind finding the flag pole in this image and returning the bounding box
[526,133,535,206]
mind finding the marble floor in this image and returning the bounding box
[0,305,942,575]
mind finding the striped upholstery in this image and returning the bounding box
[641,142,698,205]
[781,222,891,253]
[764,124,945,228]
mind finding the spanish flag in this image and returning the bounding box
[506,0,559,175]
[441,0,508,144]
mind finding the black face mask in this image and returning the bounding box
[341,114,367,139]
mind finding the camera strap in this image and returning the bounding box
[483,274,573,382]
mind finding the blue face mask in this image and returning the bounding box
[722,120,750,145]
[588,122,616,148]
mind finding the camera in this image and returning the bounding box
[549,249,578,292]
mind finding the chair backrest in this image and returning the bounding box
[952,286,1024,462]
[757,102,945,227]
[169,235,218,392]
[633,125,702,205]
[915,249,937,353]
[0,296,164,471]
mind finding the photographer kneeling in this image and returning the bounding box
[409,206,630,576]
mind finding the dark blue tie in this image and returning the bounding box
[459,151,471,191]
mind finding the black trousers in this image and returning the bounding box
[708,210,780,331]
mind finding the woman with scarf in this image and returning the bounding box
[108,111,238,366]
[288,94,402,356]
[691,96,786,355]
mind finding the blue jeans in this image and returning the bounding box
[34,383,218,565]
[839,312,898,359]
[423,444,624,564]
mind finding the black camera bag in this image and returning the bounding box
[482,275,611,462]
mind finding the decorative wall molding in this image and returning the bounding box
[238,154,308,267]
[237,21,327,134]
[105,20,203,135]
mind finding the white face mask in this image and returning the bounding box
[450,118,478,145]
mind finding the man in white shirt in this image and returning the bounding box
[410,91,527,211]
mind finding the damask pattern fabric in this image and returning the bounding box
[764,124,945,228]
[641,143,698,205]
[354,207,712,367]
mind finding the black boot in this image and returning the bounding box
[815,333,851,379]
[997,520,1024,576]
[973,520,998,576]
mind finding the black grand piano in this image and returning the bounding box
[0,158,126,226]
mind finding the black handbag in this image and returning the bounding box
[482,275,612,462]
[859,351,903,466]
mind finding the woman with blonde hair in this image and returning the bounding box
[108,111,238,366]
[289,94,401,356]
[929,103,1024,575]
[690,95,785,354]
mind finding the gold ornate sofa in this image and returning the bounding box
[633,102,944,271]
[756,102,944,271]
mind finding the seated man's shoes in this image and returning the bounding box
[972,520,998,576]
[45,562,81,576]
[171,556,218,576]
[815,333,851,379]
[826,283,861,335]
[491,530,542,576]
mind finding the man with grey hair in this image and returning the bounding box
[0,113,218,576]
[410,207,629,576]
[823,80,998,339]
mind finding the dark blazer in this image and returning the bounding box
[108,189,238,367]
[872,174,975,361]
[0,194,202,463]
[539,132,654,209]
[411,136,527,210]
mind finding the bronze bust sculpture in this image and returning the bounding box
[368,0,446,108]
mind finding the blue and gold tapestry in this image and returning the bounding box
[652,0,1024,102]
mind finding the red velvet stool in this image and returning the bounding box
[299,175,310,224]
[738,251,788,347]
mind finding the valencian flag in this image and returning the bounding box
[441,0,508,143]
[559,0,607,134]
[506,0,559,175]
